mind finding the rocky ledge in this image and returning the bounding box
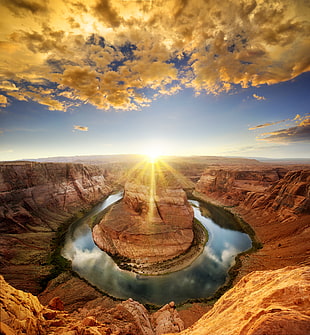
[1,266,309,335]
[93,164,205,274]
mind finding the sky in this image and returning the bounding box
[0,0,309,161]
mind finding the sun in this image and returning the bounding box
[148,152,159,163]
[145,148,161,163]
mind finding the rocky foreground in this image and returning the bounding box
[1,266,309,335]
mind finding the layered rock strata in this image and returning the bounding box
[93,180,195,269]
[195,167,287,206]
[195,167,310,280]
[0,162,112,293]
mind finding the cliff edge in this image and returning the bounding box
[194,167,310,280]
[1,267,309,335]
[0,162,112,293]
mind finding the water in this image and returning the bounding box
[62,193,252,305]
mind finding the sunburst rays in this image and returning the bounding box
[123,156,190,225]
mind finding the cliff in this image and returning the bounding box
[195,167,287,206]
[0,275,184,335]
[167,266,310,335]
[0,162,112,293]
[194,167,310,280]
[0,162,112,233]
[1,267,309,335]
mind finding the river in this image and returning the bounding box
[62,192,251,305]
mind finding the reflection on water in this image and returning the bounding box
[62,194,251,305]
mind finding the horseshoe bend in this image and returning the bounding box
[0,156,309,335]
[92,163,207,274]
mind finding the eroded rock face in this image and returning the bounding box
[0,162,112,233]
[195,167,310,282]
[0,162,112,293]
[0,275,185,335]
[243,170,310,216]
[195,167,286,206]
[166,266,310,335]
[93,180,194,265]
[0,275,46,335]
[1,267,309,335]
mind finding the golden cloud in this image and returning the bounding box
[249,119,286,130]
[0,0,309,111]
[0,94,8,106]
[258,115,310,143]
[73,125,89,132]
[253,93,266,101]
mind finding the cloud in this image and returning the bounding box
[0,0,309,111]
[249,119,286,130]
[73,125,89,132]
[258,115,310,143]
[253,93,266,101]
[0,81,17,91]
[0,95,8,107]
[2,0,48,16]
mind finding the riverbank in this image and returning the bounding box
[114,218,208,276]
[191,189,310,285]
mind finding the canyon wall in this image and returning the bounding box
[167,266,310,335]
[195,167,310,279]
[0,162,112,233]
[0,162,112,293]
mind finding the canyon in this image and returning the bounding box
[0,161,114,293]
[0,156,309,334]
[194,166,310,282]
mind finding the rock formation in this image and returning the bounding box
[0,162,112,233]
[1,266,309,335]
[166,266,310,335]
[93,162,195,269]
[0,162,112,293]
[195,167,310,281]
[0,275,185,335]
[195,167,287,206]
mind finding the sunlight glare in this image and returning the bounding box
[146,148,161,163]
[148,152,160,163]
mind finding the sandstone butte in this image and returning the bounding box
[1,266,309,335]
[93,165,195,269]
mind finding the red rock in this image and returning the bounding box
[48,319,66,327]
[48,297,64,311]
[165,266,310,335]
[0,322,16,335]
[82,316,99,327]
[93,175,194,266]
[43,309,57,320]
